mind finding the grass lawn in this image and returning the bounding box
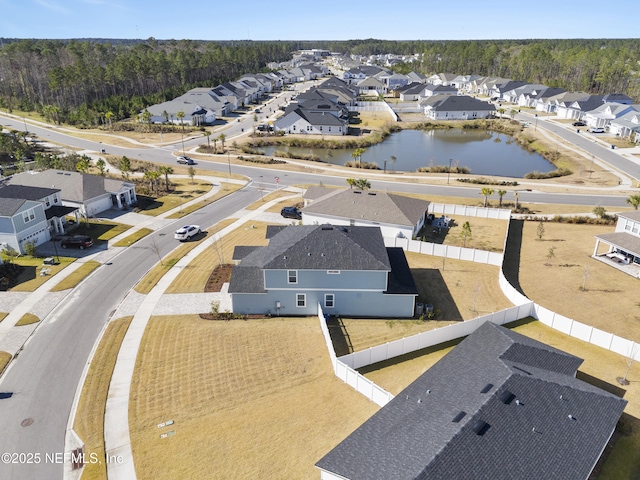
[112,228,153,247]
[360,318,640,479]
[134,219,237,294]
[50,261,101,292]
[0,312,7,322]
[71,219,133,241]
[8,256,76,292]
[137,179,213,216]
[419,216,508,252]
[166,221,271,293]
[129,316,378,480]
[15,313,39,326]
[245,189,302,210]
[517,221,640,342]
[166,182,244,219]
[406,251,513,320]
[75,317,133,480]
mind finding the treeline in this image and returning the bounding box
[0,38,304,126]
[1,38,639,128]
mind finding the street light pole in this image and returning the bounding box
[447,158,452,184]
[181,134,185,156]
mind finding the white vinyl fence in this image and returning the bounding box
[348,101,398,121]
[339,303,534,370]
[429,203,512,220]
[385,236,503,266]
[316,304,394,407]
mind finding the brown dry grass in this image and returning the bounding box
[518,221,640,342]
[129,316,378,480]
[245,189,302,210]
[0,312,8,323]
[406,251,513,319]
[422,216,508,252]
[50,261,101,292]
[76,317,133,480]
[134,219,237,294]
[166,221,271,293]
[15,313,39,326]
[165,182,244,219]
[0,351,12,376]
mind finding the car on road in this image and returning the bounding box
[281,207,302,220]
[572,121,586,126]
[174,225,201,241]
[177,156,195,165]
[60,235,94,249]
[588,127,606,133]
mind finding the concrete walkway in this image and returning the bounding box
[102,191,300,480]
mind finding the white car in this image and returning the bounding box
[589,127,606,133]
[174,225,201,241]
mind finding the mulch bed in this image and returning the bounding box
[204,264,233,292]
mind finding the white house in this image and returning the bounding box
[424,96,495,120]
[594,210,640,278]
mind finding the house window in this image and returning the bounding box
[293,125,296,131]
[54,196,58,203]
[319,126,322,131]
[45,198,50,207]
[625,221,632,231]
[288,270,298,284]
[324,294,335,308]
[23,208,35,223]
[296,294,306,308]
[328,127,331,132]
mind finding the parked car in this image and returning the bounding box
[572,121,586,126]
[281,207,302,220]
[174,225,201,241]
[589,127,606,133]
[177,156,195,165]
[60,235,94,249]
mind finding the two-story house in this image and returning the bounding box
[0,185,68,253]
[593,210,640,278]
[228,225,418,317]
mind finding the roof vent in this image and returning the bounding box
[417,398,422,404]
[499,390,515,405]
[480,383,493,394]
[471,420,490,436]
[426,389,431,395]
[321,225,333,230]
[452,411,466,423]
[354,191,362,194]
[515,400,522,406]
[568,414,576,421]
[368,192,376,196]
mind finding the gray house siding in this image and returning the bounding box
[231,290,415,317]
[264,269,388,291]
[12,201,47,232]
[0,217,15,233]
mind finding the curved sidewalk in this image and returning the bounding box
[100,191,301,480]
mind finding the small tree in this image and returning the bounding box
[188,166,196,184]
[217,133,226,152]
[461,221,472,247]
[158,165,174,191]
[390,155,397,171]
[76,157,90,173]
[119,156,132,179]
[593,206,607,219]
[346,178,356,189]
[536,221,545,240]
[24,241,37,258]
[480,187,494,207]
[545,245,556,265]
[581,265,590,291]
[96,158,106,176]
[177,110,185,132]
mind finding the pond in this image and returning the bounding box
[259,129,556,178]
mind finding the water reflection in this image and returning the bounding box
[260,129,555,178]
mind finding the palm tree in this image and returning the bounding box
[354,178,371,190]
[627,195,640,210]
[144,170,161,194]
[346,178,356,189]
[390,155,397,171]
[212,137,218,153]
[141,109,152,133]
[351,148,366,167]
[177,111,185,132]
[158,165,174,191]
[204,131,211,149]
[480,187,494,207]
[217,133,226,151]
[497,189,507,207]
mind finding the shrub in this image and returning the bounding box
[524,168,572,179]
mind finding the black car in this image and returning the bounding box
[281,207,302,220]
[572,121,586,126]
[60,235,94,249]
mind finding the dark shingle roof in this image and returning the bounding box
[0,184,60,201]
[595,232,640,256]
[428,95,496,112]
[316,322,627,480]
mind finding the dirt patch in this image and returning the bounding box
[204,263,233,292]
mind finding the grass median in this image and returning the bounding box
[74,316,133,480]
[50,261,101,292]
[112,228,153,247]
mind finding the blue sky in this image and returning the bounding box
[1,0,637,41]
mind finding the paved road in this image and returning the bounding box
[0,186,263,479]
[0,105,635,479]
